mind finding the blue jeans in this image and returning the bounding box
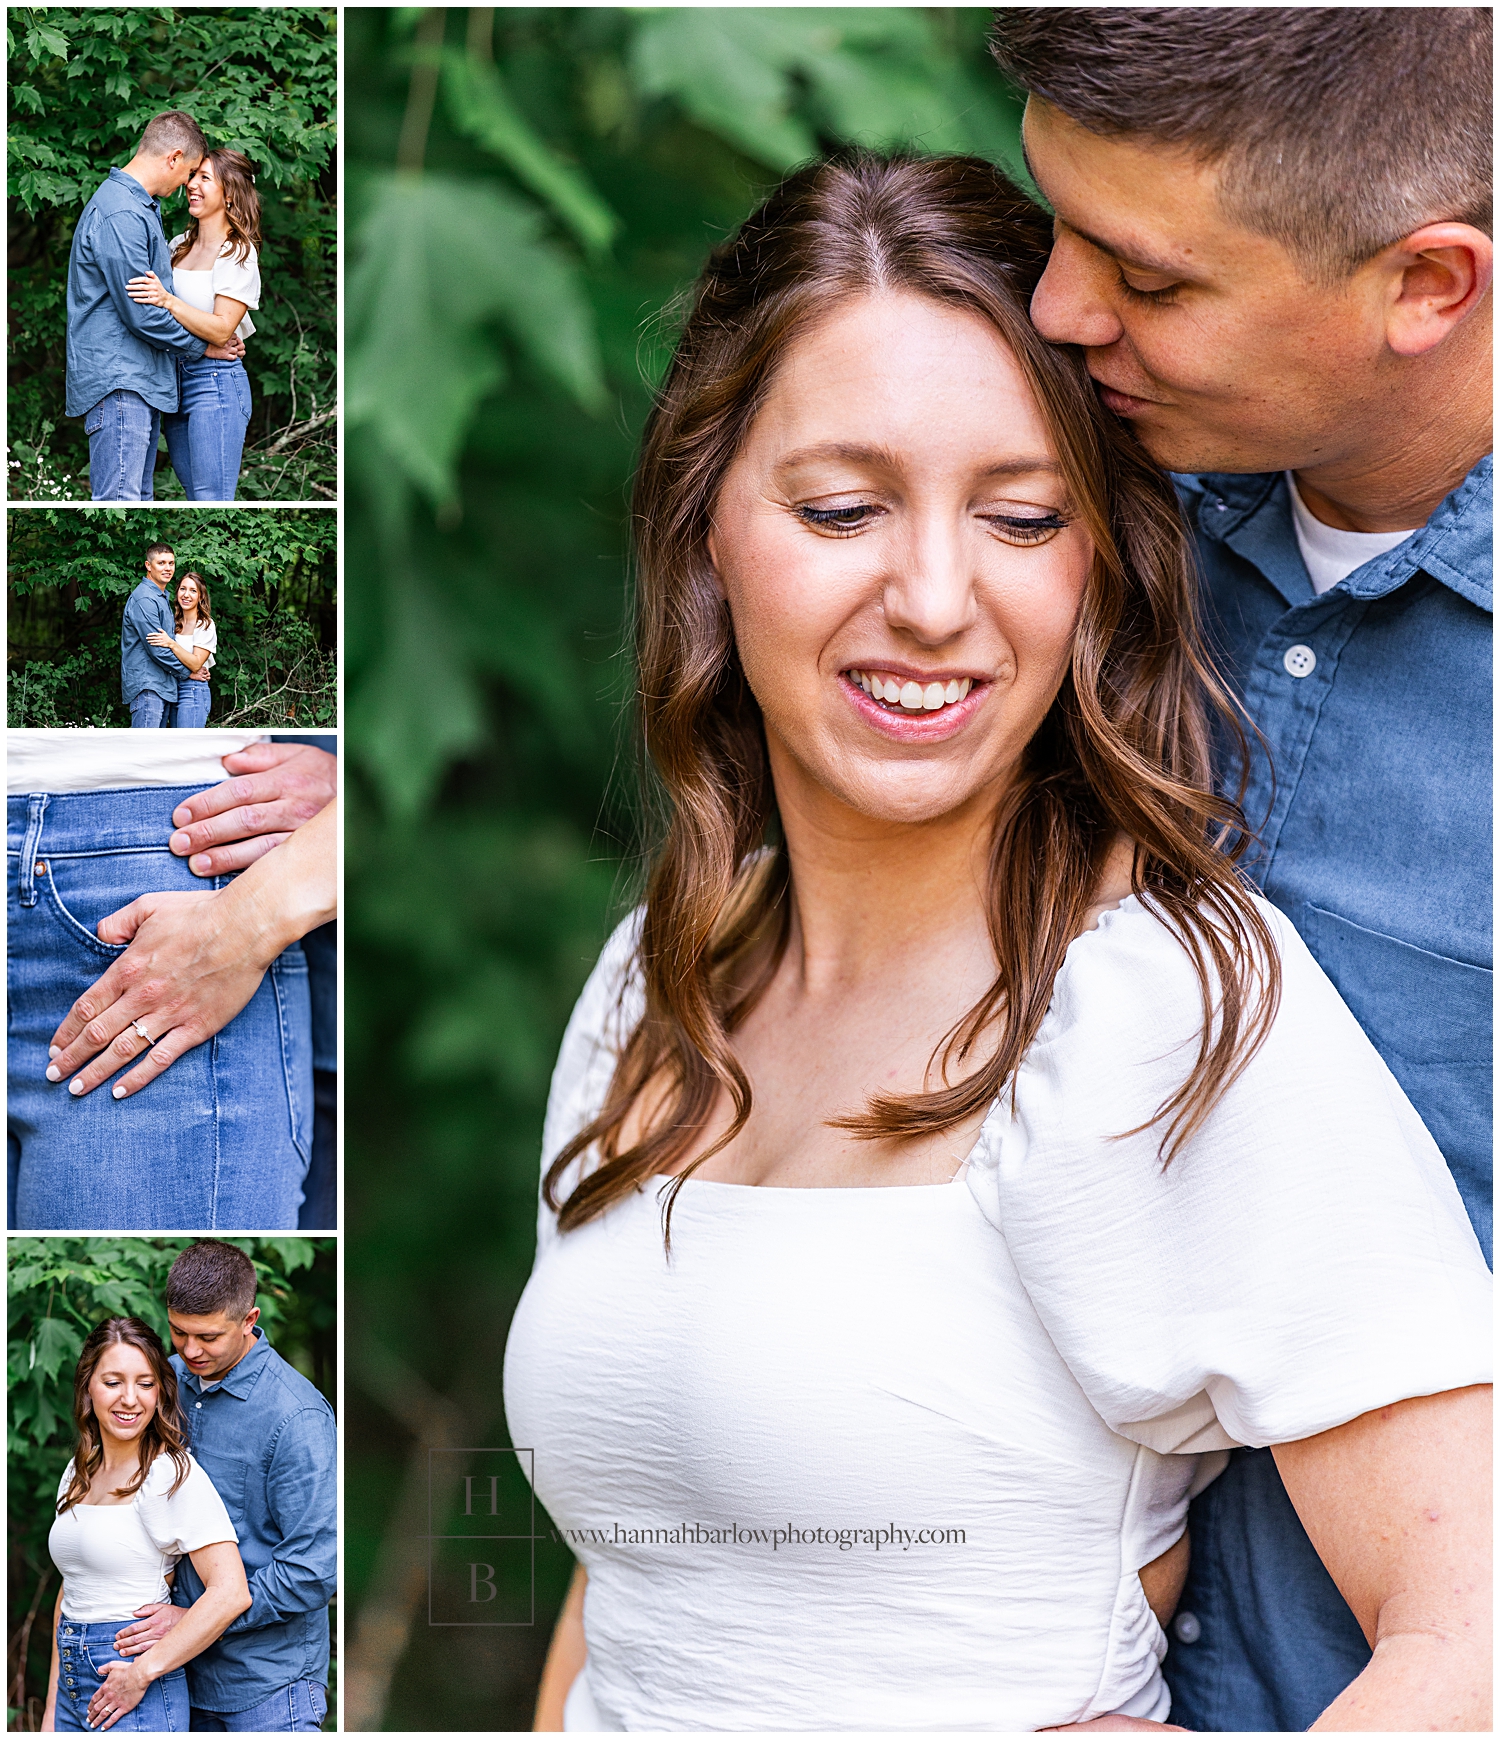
[54,1618,190,1731]
[1162,1447,1371,1730]
[174,677,213,728]
[7,786,313,1230]
[129,690,174,729]
[190,1681,327,1732]
[163,358,251,500]
[85,389,160,501]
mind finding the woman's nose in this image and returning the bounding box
[881,529,978,646]
[1030,229,1127,351]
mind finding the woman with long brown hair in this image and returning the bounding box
[502,154,1490,1732]
[125,148,262,499]
[145,569,218,728]
[41,1318,249,1732]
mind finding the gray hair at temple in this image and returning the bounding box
[989,6,1492,283]
[137,108,207,162]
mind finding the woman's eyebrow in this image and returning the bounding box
[777,443,1061,479]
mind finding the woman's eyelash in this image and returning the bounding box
[990,513,1070,543]
[796,504,877,533]
[1115,267,1180,307]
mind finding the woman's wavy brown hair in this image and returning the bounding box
[172,148,262,267]
[545,151,1280,1236]
[57,1318,190,1514]
[174,571,214,632]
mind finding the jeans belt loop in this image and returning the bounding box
[19,793,48,907]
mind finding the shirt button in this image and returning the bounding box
[1282,643,1317,678]
[196,1400,202,1407]
[1174,1611,1202,1644]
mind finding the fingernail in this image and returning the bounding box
[190,854,211,874]
[69,1079,85,1095]
[48,1045,61,1058]
[112,1086,127,1099]
[46,1065,61,1082]
[172,805,190,825]
[170,830,191,853]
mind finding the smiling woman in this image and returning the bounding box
[499,152,1491,1735]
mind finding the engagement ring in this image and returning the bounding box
[131,1020,154,1045]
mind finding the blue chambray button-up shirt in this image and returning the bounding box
[1180,457,1492,1262]
[65,168,206,418]
[171,1328,337,1711]
[120,578,186,707]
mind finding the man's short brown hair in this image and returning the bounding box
[990,7,1492,282]
[166,1240,257,1321]
[144,542,174,561]
[137,109,207,162]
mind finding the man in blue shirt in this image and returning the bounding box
[990,8,1490,1730]
[66,109,242,502]
[122,541,189,726]
[112,1241,337,1731]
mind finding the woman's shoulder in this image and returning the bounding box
[140,1448,208,1499]
[167,232,188,251]
[542,911,644,1153]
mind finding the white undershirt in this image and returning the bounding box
[8,730,267,793]
[1286,472,1417,594]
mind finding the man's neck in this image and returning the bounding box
[1293,322,1492,532]
[146,574,168,592]
[119,155,170,200]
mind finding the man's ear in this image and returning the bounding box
[244,1306,262,1332]
[1382,222,1493,359]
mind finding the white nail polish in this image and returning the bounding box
[112,1086,127,1100]
[69,1079,85,1096]
[46,1065,61,1082]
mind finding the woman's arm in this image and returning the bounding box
[534,1562,588,1732]
[87,1542,250,1733]
[145,631,210,673]
[124,272,247,347]
[1281,1384,1491,1731]
[40,1586,62,1731]
[45,800,338,1099]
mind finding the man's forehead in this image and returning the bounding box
[168,1310,238,1333]
[1021,98,1237,276]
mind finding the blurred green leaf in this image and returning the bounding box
[347,171,607,504]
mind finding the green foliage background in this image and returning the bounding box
[7,6,337,501]
[7,1238,336,1732]
[8,507,337,726]
[344,9,1025,1729]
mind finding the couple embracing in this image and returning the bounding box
[66,110,262,503]
[122,541,220,729]
[42,1242,334,1733]
[509,8,1491,1733]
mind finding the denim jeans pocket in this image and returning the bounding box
[83,400,107,436]
[42,848,187,961]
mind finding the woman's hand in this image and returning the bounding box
[88,1658,150,1731]
[125,271,172,308]
[1042,1721,1187,1732]
[45,890,276,1099]
[189,669,210,680]
[46,803,337,1099]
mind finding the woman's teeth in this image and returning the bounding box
[850,671,972,712]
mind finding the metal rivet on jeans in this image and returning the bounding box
[1173,1610,1202,1644]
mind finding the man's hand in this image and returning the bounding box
[204,336,245,360]
[88,1659,150,1731]
[45,890,276,1099]
[113,1603,185,1658]
[170,742,336,876]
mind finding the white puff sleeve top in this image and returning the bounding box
[169,235,260,340]
[506,894,1491,1732]
[173,618,217,672]
[49,1451,238,1622]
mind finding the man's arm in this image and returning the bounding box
[222,1407,338,1633]
[124,593,188,676]
[96,211,206,360]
